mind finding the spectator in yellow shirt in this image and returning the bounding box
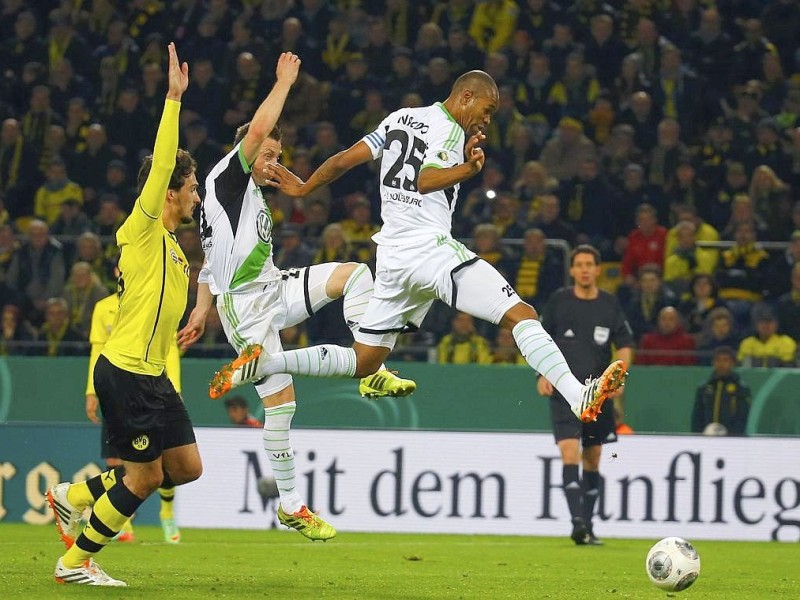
[469,0,518,53]
[34,158,83,225]
[339,196,379,268]
[492,327,526,364]
[665,203,719,258]
[737,305,797,367]
[437,311,493,365]
[664,220,718,296]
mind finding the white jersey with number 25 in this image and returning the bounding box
[361,102,465,245]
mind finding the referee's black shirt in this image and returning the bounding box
[540,287,634,382]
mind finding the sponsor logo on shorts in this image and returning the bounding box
[132,435,150,451]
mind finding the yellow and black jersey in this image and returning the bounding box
[102,99,189,376]
[87,293,182,394]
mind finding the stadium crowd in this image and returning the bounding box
[0,0,798,366]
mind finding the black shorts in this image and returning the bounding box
[94,354,196,463]
[549,391,617,448]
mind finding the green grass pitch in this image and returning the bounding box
[1,523,798,599]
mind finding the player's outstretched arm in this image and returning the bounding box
[417,132,485,194]
[241,52,300,165]
[264,140,373,197]
[138,42,188,219]
[177,281,213,350]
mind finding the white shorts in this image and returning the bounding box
[217,263,339,398]
[355,236,520,349]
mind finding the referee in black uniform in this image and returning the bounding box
[537,244,634,545]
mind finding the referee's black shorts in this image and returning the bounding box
[549,390,617,447]
[94,354,196,463]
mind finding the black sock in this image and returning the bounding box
[161,470,175,490]
[583,470,601,526]
[562,464,583,521]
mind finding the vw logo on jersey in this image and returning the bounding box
[256,209,272,245]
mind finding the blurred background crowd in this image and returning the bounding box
[0,0,798,367]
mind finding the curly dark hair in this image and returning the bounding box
[136,148,197,195]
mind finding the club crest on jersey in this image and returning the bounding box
[169,248,190,277]
[256,209,272,245]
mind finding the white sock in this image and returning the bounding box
[263,402,303,513]
[342,263,372,336]
[256,345,357,379]
[512,319,583,404]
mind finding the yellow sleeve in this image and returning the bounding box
[437,337,452,364]
[662,255,684,282]
[86,344,102,396]
[780,338,797,363]
[128,99,181,232]
[478,338,494,365]
[468,7,490,51]
[165,335,182,394]
[696,247,718,274]
[665,229,678,257]
[587,79,601,104]
[548,83,567,106]
[486,1,518,52]
[737,339,752,361]
[86,300,112,396]
[34,188,46,220]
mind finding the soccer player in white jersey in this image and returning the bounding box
[209,69,627,424]
[177,53,414,541]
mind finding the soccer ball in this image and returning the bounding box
[257,476,279,501]
[645,537,701,592]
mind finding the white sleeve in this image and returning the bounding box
[360,114,392,160]
[198,261,220,295]
[421,117,464,170]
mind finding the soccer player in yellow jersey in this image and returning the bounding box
[46,43,201,587]
[85,287,183,544]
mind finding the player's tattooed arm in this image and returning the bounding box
[265,140,373,197]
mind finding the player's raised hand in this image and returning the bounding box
[465,132,486,174]
[177,307,206,350]
[263,162,306,197]
[166,42,189,101]
[276,52,301,86]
